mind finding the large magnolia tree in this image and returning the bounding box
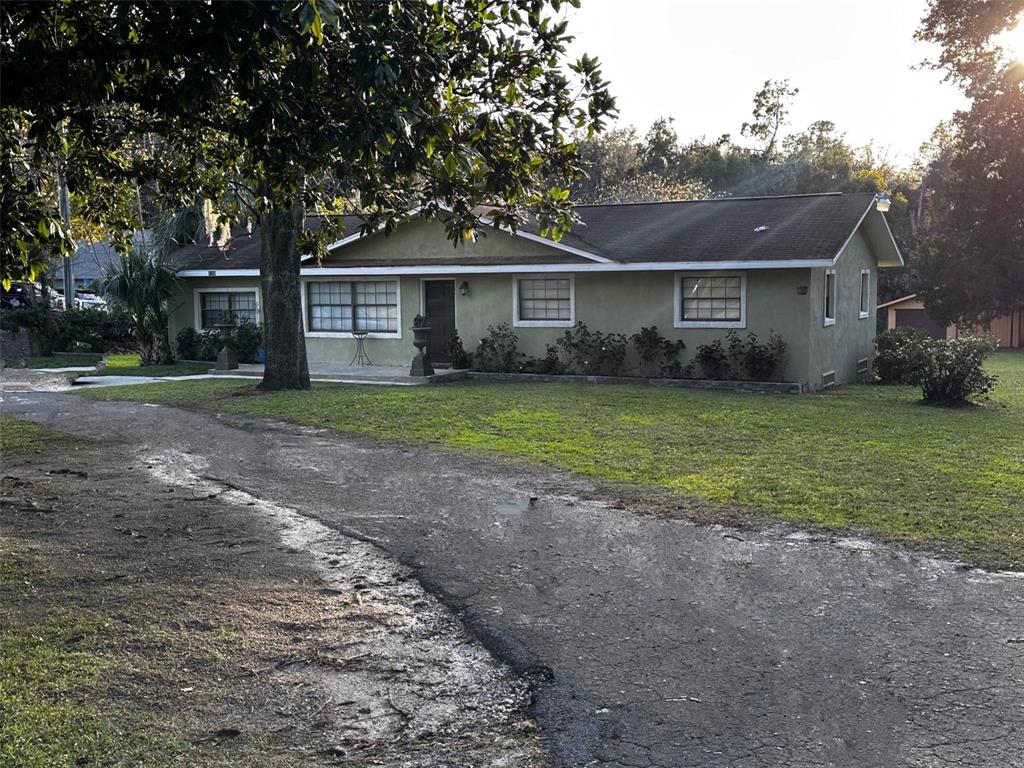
[2,0,614,388]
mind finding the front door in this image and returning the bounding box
[423,280,456,364]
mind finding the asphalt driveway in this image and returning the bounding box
[4,391,1023,768]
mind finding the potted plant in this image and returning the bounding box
[409,314,433,376]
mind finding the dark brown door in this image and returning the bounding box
[423,280,456,364]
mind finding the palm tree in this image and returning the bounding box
[98,249,180,365]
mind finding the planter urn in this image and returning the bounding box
[409,324,434,377]
[214,321,239,370]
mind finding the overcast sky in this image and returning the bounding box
[564,0,968,165]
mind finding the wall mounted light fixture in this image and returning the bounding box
[459,280,470,296]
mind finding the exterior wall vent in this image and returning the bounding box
[822,370,837,389]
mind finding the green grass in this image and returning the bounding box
[97,353,209,377]
[15,355,102,369]
[0,415,79,456]
[79,352,1024,568]
[0,546,182,768]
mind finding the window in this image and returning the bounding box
[307,280,398,334]
[859,269,870,319]
[675,272,745,328]
[514,276,574,327]
[199,291,258,329]
[824,269,836,326]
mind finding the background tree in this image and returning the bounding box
[741,79,799,163]
[2,0,614,389]
[915,0,1024,324]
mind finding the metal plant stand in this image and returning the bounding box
[350,331,373,366]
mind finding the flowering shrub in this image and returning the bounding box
[873,327,932,384]
[917,336,998,406]
[555,322,629,376]
[475,323,522,372]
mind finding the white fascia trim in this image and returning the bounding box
[831,200,905,268]
[673,271,747,330]
[471,213,613,264]
[179,269,260,277]
[192,286,261,331]
[877,211,906,266]
[180,258,834,279]
[321,206,614,265]
[299,275,403,340]
[512,273,576,328]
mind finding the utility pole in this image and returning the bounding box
[57,156,74,309]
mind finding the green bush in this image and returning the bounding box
[918,336,998,406]
[694,338,732,380]
[555,322,629,376]
[174,327,204,360]
[175,323,261,363]
[233,321,262,363]
[474,323,522,372]
[0,305,132,354]
[521,344,563,374]
[874,327,932,384]
[630,325,685,377]
[693,331,788,381]
[446,331,471,369]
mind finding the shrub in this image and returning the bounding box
[175,327,204,360]
[233,320,262,363]
[873,327,932,384]
[630,325,685,377]
[917,336,998,406]
[740,331,787,381]
[475,323,522,372]
[694,338,732,380]
[521,344,563,374]
[555,322,629,376]
[446,331,471,369]
[696,330,788,381]
[0,305,132,354]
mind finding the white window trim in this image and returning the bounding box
[823,269,837,327]
[512,274,576,328]
[418,278,459,330]
[674,271,747,329]
[858,268,871,319]
[193,287,261,331]
[300,276,403,339]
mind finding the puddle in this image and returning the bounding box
[495,499,534,517]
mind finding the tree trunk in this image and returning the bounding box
[258,187,310,391]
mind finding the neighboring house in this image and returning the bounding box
[167,191,903,390]
[879,294,1023,349]
[50,230,154,295]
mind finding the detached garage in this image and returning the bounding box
[879,294,1024,348]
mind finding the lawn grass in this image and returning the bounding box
[16,355,102,369]
[97,353,209,377]
[0,595,182,768]
[0,414,80,455]
[79,351,1024,569]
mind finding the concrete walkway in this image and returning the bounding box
[3,392,1023,768]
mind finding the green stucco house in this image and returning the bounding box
[168,191,903,390]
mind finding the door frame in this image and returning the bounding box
[418,278,459,330]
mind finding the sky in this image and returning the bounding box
[564,0,969,165]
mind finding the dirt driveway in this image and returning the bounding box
[4,391,1024,768]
